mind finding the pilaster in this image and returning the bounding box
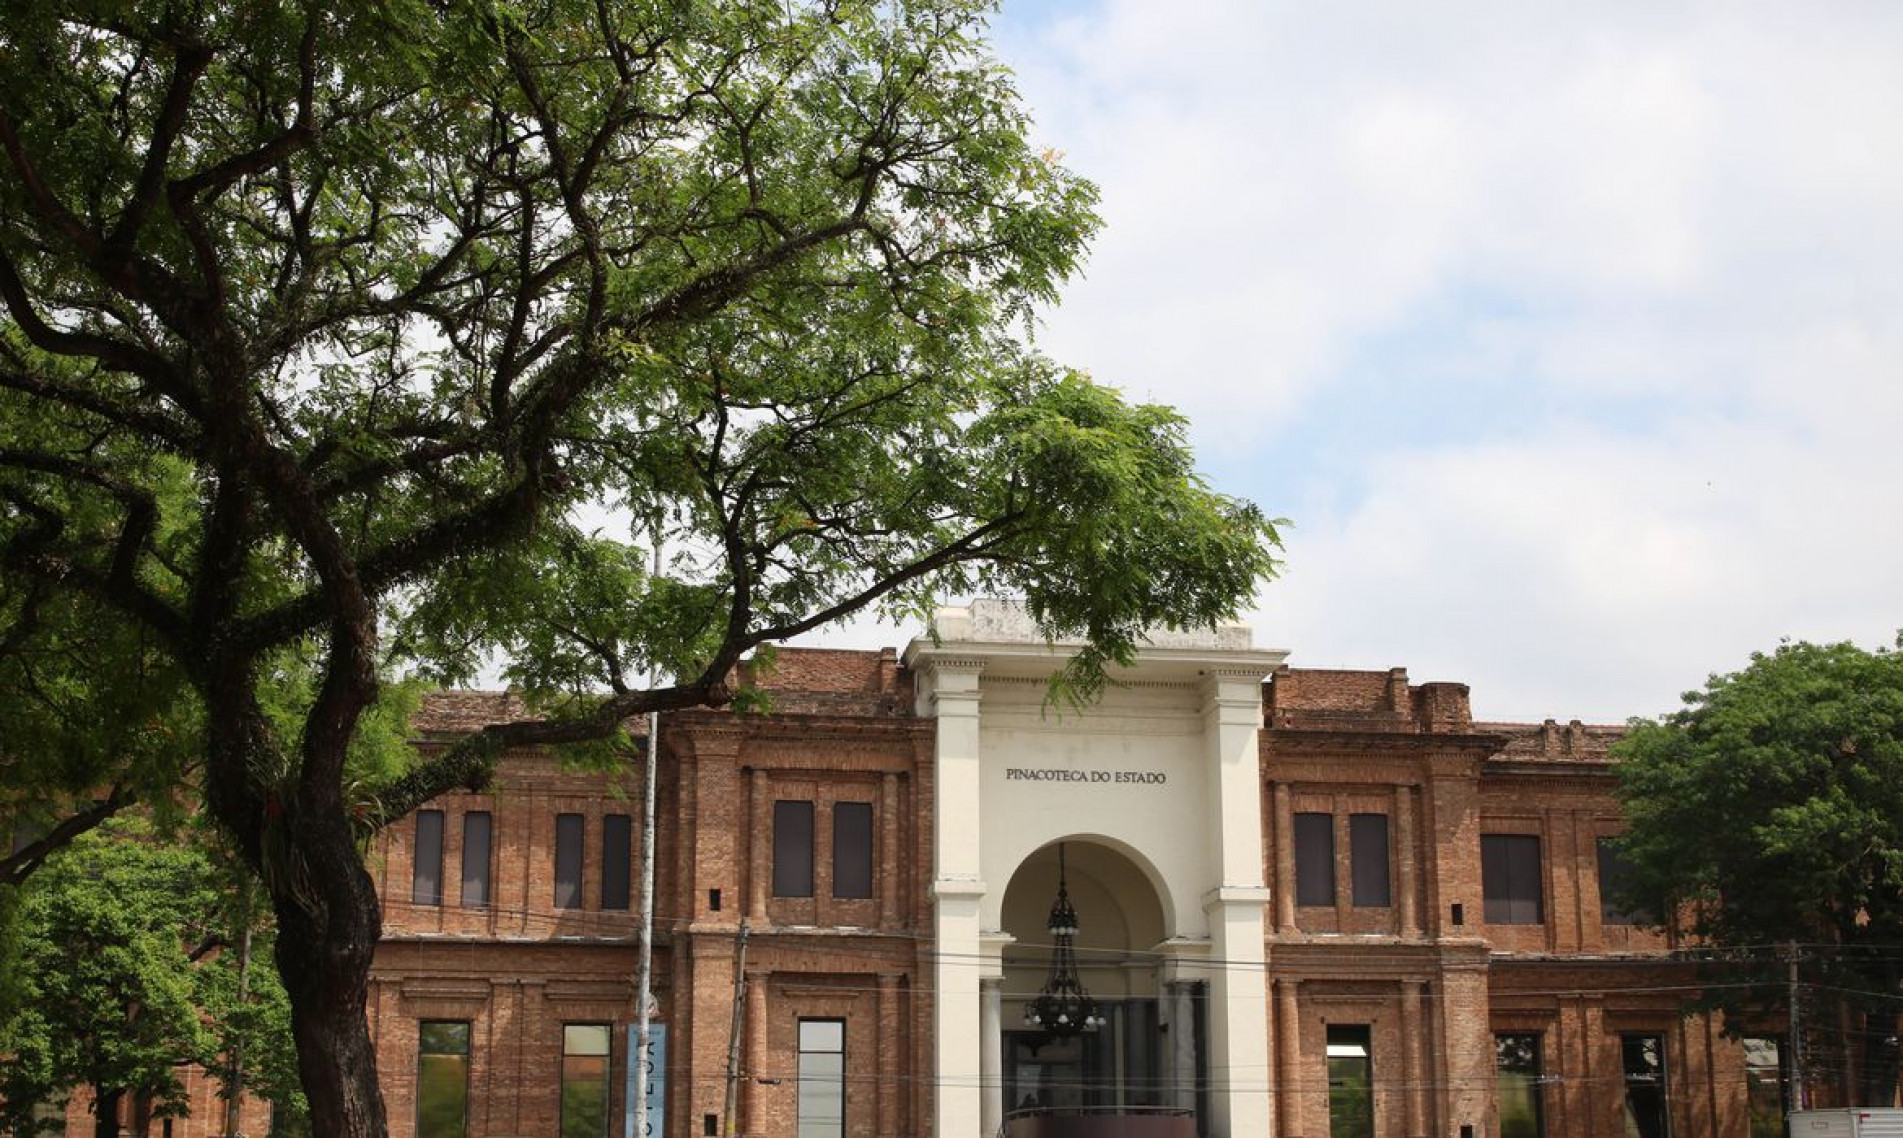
[1276,978,1302,1138]
[1434,943,1494,1138]
[1402,980,1426,1138]
[1396,785,1420,937]
[920,654,988,1138]
[1273,781,1296,933]
[1205,667,1274,1137]
[747,768,768,924]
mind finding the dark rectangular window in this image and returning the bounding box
[1349,813,1391,907]
[1596,838,1654,925]
[1496,1033,1543,1138]
[562,1024,611,1138]
[1294,812,1336,907]
[413,810,445,907]
[773,800,815,898]
[832,802,874,899]
[1481,834,1543,925]
[1743,1037,1783,1138]
[601,814,632,911]
[417,1021,470,1138]
[1622,1033,1670,1138]
[460,811,491,909]
[555,813,584,910]
[1325,1025,1373,1138]
[798,1019,846,1138]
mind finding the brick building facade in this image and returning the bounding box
[359,602,1784,1138]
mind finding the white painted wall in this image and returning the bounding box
[976,676,1213,941]
[907,601,1289,1137]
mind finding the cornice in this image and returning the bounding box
[397,978,494,999]
[1482,758,1618,781]
[653,712,935,754]
[738,753,916,777]
[982,673,1200,693]
[737,719,933,741]
[933,878,988,901]
[916,654,990,675]
[1486,952,1693,971]
[1268,938,1465,974]
[1205,664,1275,683]
[735,925,917,944]
[1264,730,1507,756]
[905,625,1287,686]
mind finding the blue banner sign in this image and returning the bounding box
[624,1024,665,1138]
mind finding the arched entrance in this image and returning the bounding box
[999,840,1200,1137]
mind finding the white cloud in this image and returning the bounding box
[1256,401,1903,722]
[970,0,1903,720]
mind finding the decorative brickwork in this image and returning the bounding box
[342,646,1777,1138]
[46,640,1782,1138]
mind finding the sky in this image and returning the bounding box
[804,0,1903,724]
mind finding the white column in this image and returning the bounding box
[982,978,1004,1136]
[1203,668,1273,1138]
[924,656,988,1138]
[1172,982,1198,1112]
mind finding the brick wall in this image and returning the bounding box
[26,647,1783,1138]
[1260,664,1745,1138]
[352,651,1754,1138]
[368,650,931,1138]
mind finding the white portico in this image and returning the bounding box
[905,601,1289,1138]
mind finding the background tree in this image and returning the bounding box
[194,886,309,1138]
[0,824,305,1137]
[0,1,1281,1134]
[0,826,220,1137]
[1613,637,1903,1106]
[7,830,217,1138]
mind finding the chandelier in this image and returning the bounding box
[1023,843,1102,1037]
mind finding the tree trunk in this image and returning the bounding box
[92,1088,121,1138]
[225,884,255,1138]
[197,613,390,1136]
[267,808,390,1138]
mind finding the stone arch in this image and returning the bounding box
[999,836,1171,1002]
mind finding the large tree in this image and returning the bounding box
[0,1,1281,1134]
[1613,637,1903,1107]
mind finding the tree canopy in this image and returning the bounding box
[0,822,302,1137]
[0,1,1280,1133]
[1613,637,1903,1106]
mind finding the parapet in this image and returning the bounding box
[1265,666,1474,733]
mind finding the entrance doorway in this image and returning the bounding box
[1004,998,1170,1112]
[1000,841,1204,1134]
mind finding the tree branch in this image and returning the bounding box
[0,785,131,888]
[107,40,214,254]
[232,476,545,651]
[170,12,319,203]
[360,668,741,831]
[752,516,1022,644]
[1,487,189,647]
[0,251,189,404]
